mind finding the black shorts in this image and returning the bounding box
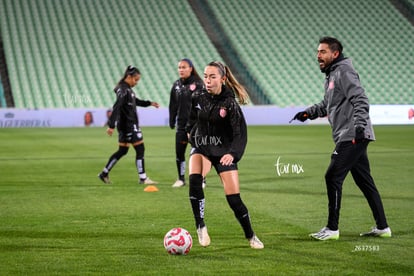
[118,129,143,144]
[190,147,238,173]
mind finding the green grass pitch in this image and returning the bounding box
[0,125,413,275]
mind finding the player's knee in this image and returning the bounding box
[117,146,129,157]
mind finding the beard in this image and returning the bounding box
[319,54,345,73]
[318,59,330,72]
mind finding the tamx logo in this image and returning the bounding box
[274,156,304,176]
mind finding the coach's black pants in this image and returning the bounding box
[325,140,388,231]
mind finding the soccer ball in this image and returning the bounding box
[163,227,192,255]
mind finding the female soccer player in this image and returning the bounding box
[98,65,159,185]
[169,58,210,187]
[186,61,264,249]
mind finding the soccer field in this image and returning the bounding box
[0,125,413,275]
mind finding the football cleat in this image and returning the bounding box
[249,235,264,249]
[360,227,392,238]
[310,227,339,241]
[172,179,185,188]
[98,173,111,184]
[139,177,158,185]
[197,226,211,247]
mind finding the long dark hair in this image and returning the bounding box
[117,65,140,86]
[180,58,201,81]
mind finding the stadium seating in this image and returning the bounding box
[208,0,414,106]
[406,0,414,7]
[0,0,413,108]
[0,0,221,108]
[0,76,5,107]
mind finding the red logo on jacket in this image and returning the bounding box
[219,107,227,118]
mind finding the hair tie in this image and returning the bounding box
[181,58,193,68]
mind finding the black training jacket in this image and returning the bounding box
[186,85,247,162]
[107,81,151,132]
[169,75,204,131]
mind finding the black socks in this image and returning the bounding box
[102,146,129,175]
[189,174,205,228]
[226,193,254,239]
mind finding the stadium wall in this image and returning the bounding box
[0,105,413,128]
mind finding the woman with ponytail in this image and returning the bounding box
[186,61,263,249]
[98,65,159,185]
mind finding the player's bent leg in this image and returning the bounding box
[188,152,204,175]
[220,170,240,195]
[98,146,129,184]
[221,171,263,249]
[133,142,157,185]
[201,157,212,189]
[225,193,263,249]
